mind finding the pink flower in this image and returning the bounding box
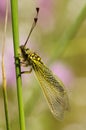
[0,0,10,20]
[0,38,16,86]
[38,0,55,32]
[51,61,75,87]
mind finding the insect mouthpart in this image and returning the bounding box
[18,45,32,67]
[18,45,30,57]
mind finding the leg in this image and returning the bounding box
[21,68,32,74]
[17,68,32,78]
[14,56,26,67]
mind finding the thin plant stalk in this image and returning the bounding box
[53,5,86,60]
[2,0,10,129]
[10,0,25,130]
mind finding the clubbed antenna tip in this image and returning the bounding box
[24,7,40,47]
[36,7,39,13]
[34,18,38,23]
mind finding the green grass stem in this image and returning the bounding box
[10,0,25,130]
[53,5,86,60]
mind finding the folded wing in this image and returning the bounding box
[32,61,69,120]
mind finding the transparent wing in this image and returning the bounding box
[32,61,69,120]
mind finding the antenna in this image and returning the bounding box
[24,7,39,47]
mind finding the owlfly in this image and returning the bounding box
[18,8,69,120]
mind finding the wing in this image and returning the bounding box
[32,60,69,120]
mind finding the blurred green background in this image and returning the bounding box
[0,0,86,130]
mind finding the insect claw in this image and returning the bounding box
[14,56,19,60]
[15,63,20,67]
[17,73,21,78]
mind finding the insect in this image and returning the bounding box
[18,8,69,120]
